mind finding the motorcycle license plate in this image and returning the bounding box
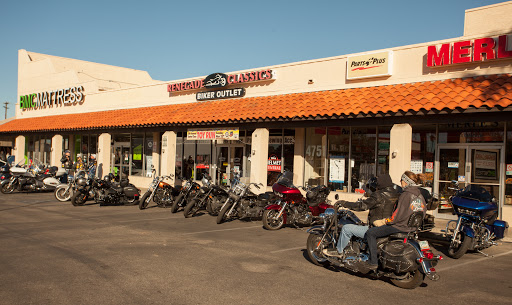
[419,240,430,251]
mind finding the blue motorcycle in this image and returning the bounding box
[446,182,508,258]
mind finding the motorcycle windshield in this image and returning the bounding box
[458,184,494,202]
[276,171,294,188]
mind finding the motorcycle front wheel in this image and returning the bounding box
[207,195,226,216]
[216,200,233,224]
[1,182,16,194]
[139,192,151,210]
[306,233,328,266]
[390,269,425,289]
[448,232,473,259]
[171,194,184,213]
[262,209,285,230]
[55,186,72,202]
[71,192,88,206]
[183,198,200,218]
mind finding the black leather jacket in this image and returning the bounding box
[342,186,399,227]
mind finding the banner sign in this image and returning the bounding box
[187,128,239,140]
[267,155,282,172]
[347,51,393,80]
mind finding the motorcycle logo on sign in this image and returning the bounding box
[204,73,228,89]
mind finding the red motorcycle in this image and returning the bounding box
[262,171,331,230]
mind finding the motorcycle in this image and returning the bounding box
[216,180,272,224]
[306,199,442,289]
[444,181,508,258]
[183,174,229,218]
[71,174,140,206]
[0,159,63,193]
[0,156,14,181]
[171,177,200,213]
[54,170,84,202]
[262,171,331,230]
[139,168,177,210]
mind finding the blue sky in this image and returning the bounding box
[0,0,506,119]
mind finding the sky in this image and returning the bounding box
[0,0,507,119]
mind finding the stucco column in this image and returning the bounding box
[152,132,161,176]
[389,124,412,184]
[97,133,111,178]
[14,135,25,164]
[293,128,305,187]
[160,131,176,183]
[51,134,63,167]
[250,128,269,186]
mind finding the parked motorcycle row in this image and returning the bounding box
[1,160,508,289]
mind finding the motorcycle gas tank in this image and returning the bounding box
[272,183,302,200]
[452,196,498,219]
[43,177,60,188]
[158,181,171,188]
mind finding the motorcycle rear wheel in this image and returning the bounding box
[390,270,425,289]
[55,186,72,202]
[183,198,200,218]
[306,233,328,266]
[139,192,151,210]
[171,194,184,213]
[71,192,87,206]
[448,232,473,259]
[262,209,285,230]
[1,182,15,194]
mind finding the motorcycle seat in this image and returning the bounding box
[388,232,410,240]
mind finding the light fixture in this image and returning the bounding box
[392,150,398,158]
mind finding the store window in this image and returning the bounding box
[412,125,437,187]
[327,127,349,191]
[196,140,212,180]
[506,122,512,207]
[175,133,183,178]
[304,127,326,187]
[131,134,144,176]
[25,135,51,165]
[267,129,295,186]
[438,122,504,143]
[377,127,392,177]
[351,127,376,192]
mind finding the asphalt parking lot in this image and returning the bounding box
[1,192,511,305]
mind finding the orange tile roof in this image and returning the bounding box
[1,74,511,133]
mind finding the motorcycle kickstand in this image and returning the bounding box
[475,249,492,257]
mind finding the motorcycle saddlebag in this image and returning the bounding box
[379,240,418,273]
[488,220,508,240]
[123,186,139,199]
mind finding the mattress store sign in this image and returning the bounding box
[346,51,393,80]
[427,35,512,67]
[19,86,85,111]
[187,128,239,140]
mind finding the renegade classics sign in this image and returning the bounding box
[167,69,274,101]
[20,86,85,111]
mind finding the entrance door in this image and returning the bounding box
[111,142,130,180]
[435,144,504,219]
[215,145,244,186]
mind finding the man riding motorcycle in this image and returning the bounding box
[323,174,399,258]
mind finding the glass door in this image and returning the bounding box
[435,144,504,219]
[214,145,244,186]
[111,142,130,180]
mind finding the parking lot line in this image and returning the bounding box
[182,225,262,235]
[270,246,304,253]
[437,249,512,272]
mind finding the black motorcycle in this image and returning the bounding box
[139,168,179,210]
[183,174,228,218]
[71,174,140,206]
[216,180,273,224]
[171,177,200,213]
[306,199,442,289]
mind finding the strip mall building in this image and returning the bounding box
[1,2,512,224]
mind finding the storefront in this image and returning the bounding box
[1,2,512,224]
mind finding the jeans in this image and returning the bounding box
[364,225,403,265]
[337,224,369,253]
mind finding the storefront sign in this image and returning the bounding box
[196,88,245,101]
[187,128,239,140]
[474,150,497,180]
[167,69,274,93]
[329,156,345,183]
[267,155,282,172]
[346,51,393,80]
[19,86,85,111]
[427,35,512,67]
[269,136,295,144]
[448,162,459,168]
